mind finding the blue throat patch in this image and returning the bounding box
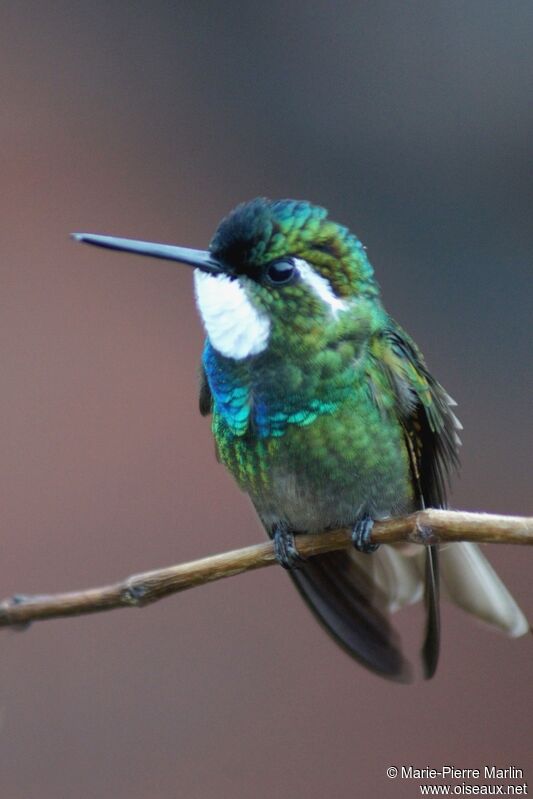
[202,342,341,438]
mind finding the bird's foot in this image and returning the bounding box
[352,515,379,553]
[273,524,306,570]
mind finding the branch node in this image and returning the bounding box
[11,594,30,605]
[121,583,147,606]
[5,597,33,630]
[415,521,438,545]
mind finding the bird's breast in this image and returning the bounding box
[213,394,414,532]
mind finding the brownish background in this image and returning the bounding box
[1,3,532,797]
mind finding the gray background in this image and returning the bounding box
[1,3,531,797]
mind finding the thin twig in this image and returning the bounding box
[1,509,531,629]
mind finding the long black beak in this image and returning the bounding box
[71,232,222,274]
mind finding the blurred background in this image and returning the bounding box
[1,2,532,797]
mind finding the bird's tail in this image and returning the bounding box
[347,541,529,637]
[288,548,414,682]
[288,542,528,682]
[438,542,529,636]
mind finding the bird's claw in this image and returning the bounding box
[352,516,379,553]
[273,525,306,570]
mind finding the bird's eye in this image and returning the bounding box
[264,258,297,286]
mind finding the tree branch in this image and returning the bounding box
[1,509,532,629]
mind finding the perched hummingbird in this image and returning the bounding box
[74,198,528,681]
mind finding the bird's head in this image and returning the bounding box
[74,197,381,361]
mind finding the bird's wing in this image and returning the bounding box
[370,321,461,678]
[375,325,529,642]
[371,322,461,509]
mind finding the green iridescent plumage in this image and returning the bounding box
[210,198,377,298]
[74,196,529,681]
[195,198,461,680]
[201,199,456,517]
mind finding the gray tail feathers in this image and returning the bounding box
[287,542,528,682]
[439,542,529,636]
[421,545,440,679]
[289,550,413,682]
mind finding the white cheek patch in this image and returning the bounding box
[294,258,348,316]
[193,270,271,360]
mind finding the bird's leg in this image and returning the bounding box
[273,523,306,570]
[352,514,379,553]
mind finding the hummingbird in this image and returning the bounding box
[74,197,528,681]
